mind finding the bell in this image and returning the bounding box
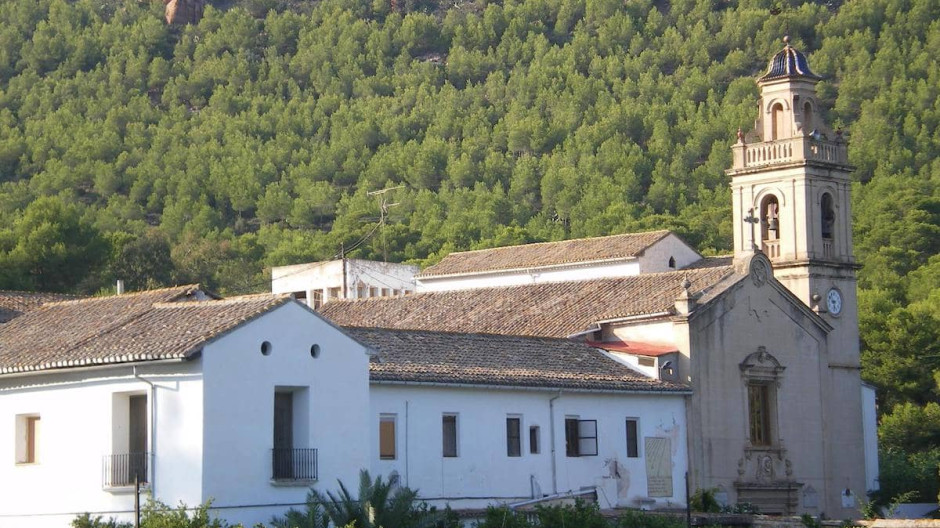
[768,217,779,231]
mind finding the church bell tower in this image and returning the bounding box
[726,38,866,515]
[727,37,859,366]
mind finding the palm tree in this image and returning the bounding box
[272,470,445,528]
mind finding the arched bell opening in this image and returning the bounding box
[760,195,781,258]
[771,103,786,140]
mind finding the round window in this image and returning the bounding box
[310,344,321,358]
[261,341,272,356]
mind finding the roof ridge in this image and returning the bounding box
[348,326,589,343]
[431,230,671,258]
[153,295,290,309]
[326,265,734,309]
[41,284,201,307]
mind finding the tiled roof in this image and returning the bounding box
[417,230,672,278]
[0,291,77,323]
[758,41,821,82]
[347,327,687,392]
[322,266,734,338]
[0,285,290,374]
[682,255,734,269]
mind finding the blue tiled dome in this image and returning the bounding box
[758,37,821,82]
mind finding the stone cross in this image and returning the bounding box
[744,208,760,251]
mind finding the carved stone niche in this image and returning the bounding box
[735,347,801,514]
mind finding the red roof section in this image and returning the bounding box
[587,340,678,357]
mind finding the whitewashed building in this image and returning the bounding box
[416,230,701,292]
[271,259,419,308]
[0,286,371,528]
[349,328,690,510]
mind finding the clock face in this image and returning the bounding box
[826,288,843,315]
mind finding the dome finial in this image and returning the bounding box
[783,35,790,46]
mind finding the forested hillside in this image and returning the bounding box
[0,0,938,503]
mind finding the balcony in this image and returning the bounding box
[272,448,317,481]
[731,136,849,170]
[103,452,149,488]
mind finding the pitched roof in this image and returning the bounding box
[0,291,77,323]
[417,230,673,278]
[0,286,290,374]
[322,266,734,338]
[347,327,686,393]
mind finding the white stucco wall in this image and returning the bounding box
[637,234,702,273]
[369,384,688,510]
[200,301,371,527]
[272,259,418,304]
[0,362,203,528]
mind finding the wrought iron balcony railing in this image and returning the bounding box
[272,448,317,481]
[103,452,149,488]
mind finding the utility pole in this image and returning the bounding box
[368,186,403,262]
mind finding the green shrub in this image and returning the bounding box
[535,499,609,528]
[73,501,236,528]
[71,513,132,528]
[615,509,685,528]
[475,506,533,528]
[690,488,721,513]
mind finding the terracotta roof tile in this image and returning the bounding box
[347,327,686,392]
[0,286,290,374]
[322,266,734,338]
[0,291,78,323]
[417,230,672,278]
[682,255,734,269]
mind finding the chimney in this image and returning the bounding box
[674,277,696,315]
[116,280,125,295]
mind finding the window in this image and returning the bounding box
[748,383,773,446]
[369,287,378,297]
[626,419,639,458]
[442,414,458,457]
[379,414,396,460]
[740,346,784,449]
[327,287,341,299]
[529,426,540,454]
[381,288,391,297]
[821,193,835,239]
[357,286,367,298]
[506,417,521,457]
[638,356,655,367]
[15,414,40,464]
[668,256,676,269]
[565,418,598,457]
[312,290,323,309]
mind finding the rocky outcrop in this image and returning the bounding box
[164,0,206,25]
